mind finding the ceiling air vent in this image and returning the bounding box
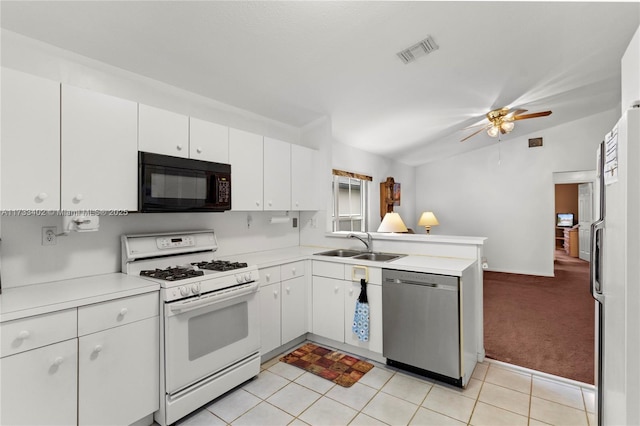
[397,35,439,64]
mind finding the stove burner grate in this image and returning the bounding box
[191,260,249,272]
[140,267,205,281]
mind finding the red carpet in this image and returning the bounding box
[483,251,594,384]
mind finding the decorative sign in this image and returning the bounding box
[393,183,401,206]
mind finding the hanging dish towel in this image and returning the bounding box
[352,279,369,342]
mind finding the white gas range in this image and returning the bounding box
[122,230,261,426]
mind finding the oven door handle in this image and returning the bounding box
[169,282,258,315]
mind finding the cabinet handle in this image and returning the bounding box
[256,201,260,207]
[334,286,339,292]
[268,200,273,206]
[17,330,30,340]
[196,147,203,154]
[119,307,128,317]
[266,273,271,282]
[291,267,296,275]
[286,286,291,294]
[74,194,84,203]
[349,289,354,296]
[52,357,64,367]
[273,290,279,297]
[295,201,299,207]
[176,144,183,151]
[36,192,48,201]
[93,345,103,354]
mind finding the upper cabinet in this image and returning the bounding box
[291,144,319,211]
[229,128,264,211]
[62,85,138,210]
[190,117,229,163]
[1,68,61,210]
[138,104,189,158]
[263,137,291,211]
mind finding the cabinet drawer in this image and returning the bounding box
[312,260,344,280]
[281,261,305,281]
[345,265,382,285]
[1,309,77,358]
[78,292,159,336]
[260,266,281,286]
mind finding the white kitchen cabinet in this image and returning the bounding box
[291,144,319,211]
[312,276,345,342]
[78,316,159,425]
[229,128,263,210]
[259,280,282,355]
[189,117,229,163]
[61,84,138,210]
[281,261,307,343]
[0,339,78,426]
[77,292,159,426]
[1,68,60,210]
[139,104,189,158]
[263,137,291,211]
[259,262,307,354]
[312,262,383,354]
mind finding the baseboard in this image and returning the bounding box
[485,358,595,390]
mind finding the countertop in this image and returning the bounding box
[1,245,476,323]
[223,246,476,277]
[0,273,159,323]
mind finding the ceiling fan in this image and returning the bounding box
[460,107,552,142]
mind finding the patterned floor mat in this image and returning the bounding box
[279,343,374,387]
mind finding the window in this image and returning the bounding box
[332,169,371,232]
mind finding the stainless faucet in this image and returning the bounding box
[347,232,373,252]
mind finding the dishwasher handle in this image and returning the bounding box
[386,277,457,291]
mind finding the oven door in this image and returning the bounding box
[164,285,260,394]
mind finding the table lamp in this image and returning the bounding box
[377,212,408,233]
[418,211,439,234]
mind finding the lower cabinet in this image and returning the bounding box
[1,339,78,426]
[312,262,383,354]
[78,316,159,425]
[0,291,159,426]
[259,261,307,354]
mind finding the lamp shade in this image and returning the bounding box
[418,211,439,227]
[377,212,408,233]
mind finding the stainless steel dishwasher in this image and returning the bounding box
[382,269,462,386]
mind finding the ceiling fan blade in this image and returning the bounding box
[505,109,528,120]
[513,111,552,120]
[460,124,490,142]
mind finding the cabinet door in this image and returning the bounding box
[78,317,159,425]
[1,339,77,426]
[344,281,383,354]
[291,144,319,211]
[229,128,263,210]
[1,68,60,210]
[312,276,344,342]
[281,275,307,344]
[259,282,281,354]
[263,137,291,211]
[190,117,229,163]
[139,104,189,158]
[61,85,138,210]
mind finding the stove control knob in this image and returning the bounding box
[180,286,190,297]
[244,273,252,282]
[236,275,243,284]
[191,283,200,294]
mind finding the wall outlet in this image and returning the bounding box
[42,226,57,246]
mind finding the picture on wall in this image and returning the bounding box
[393,183,401,206]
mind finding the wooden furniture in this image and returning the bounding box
[558,227,579,257]
[380,177,395,220]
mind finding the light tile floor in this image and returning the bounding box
[177,345,596,426]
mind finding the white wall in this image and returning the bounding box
[415,109,619,276]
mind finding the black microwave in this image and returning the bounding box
[139,152,231,213]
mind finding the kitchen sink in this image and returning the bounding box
[352,252,405,262]
[314,249,363,257]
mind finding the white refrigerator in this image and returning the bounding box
[591,105,640,426]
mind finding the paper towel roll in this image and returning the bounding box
[269,216,290,224]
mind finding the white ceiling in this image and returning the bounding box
[2,1,638,166]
